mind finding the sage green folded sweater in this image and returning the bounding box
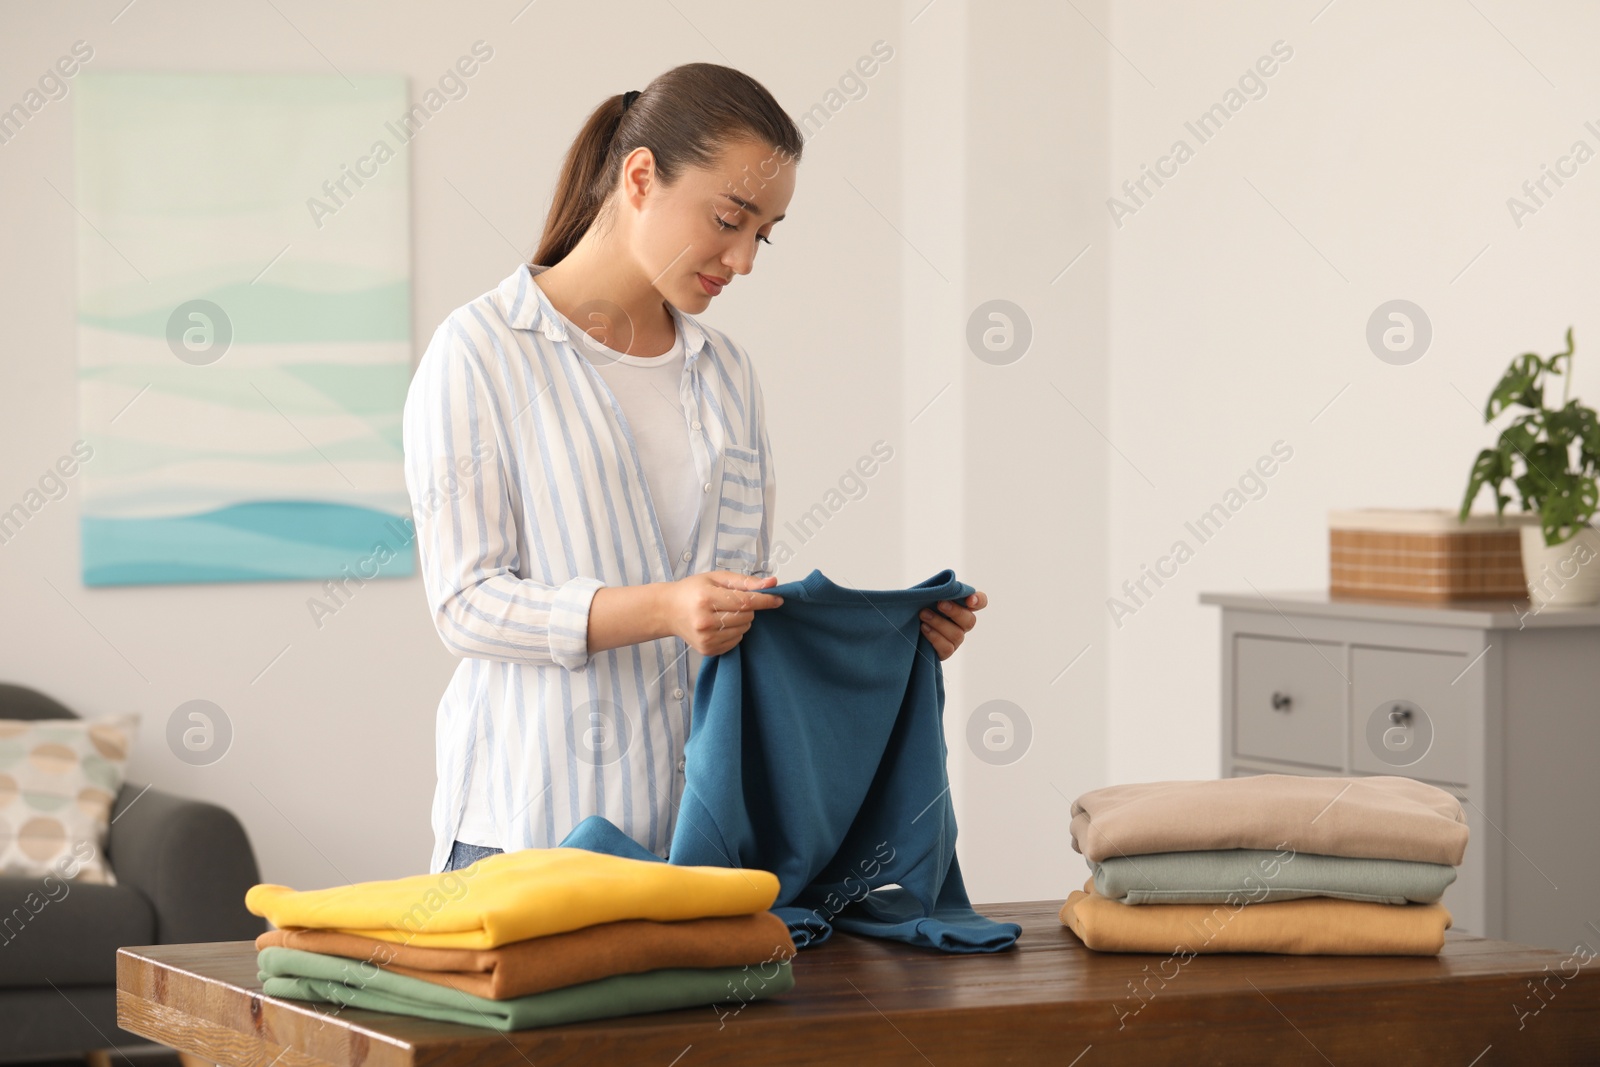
[1092,847,1457,905]
[257,946,792,1031]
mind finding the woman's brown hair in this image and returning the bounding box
[533,63,804,268]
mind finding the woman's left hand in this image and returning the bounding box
[920,590,985,660]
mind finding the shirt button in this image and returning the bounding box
[703,482,711,492]
[681,549,692,561]
[691,420,702,431]
[673,688,684,699]
[677,757,686,772]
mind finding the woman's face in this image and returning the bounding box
[622,138,797,312]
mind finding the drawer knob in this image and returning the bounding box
[1389,704,1413,725]
[1271,691,1293,712]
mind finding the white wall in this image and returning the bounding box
[12,0,1580,907]
[946,1,1112,904]
[1106,0,1600,783]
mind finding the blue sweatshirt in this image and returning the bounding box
[560,568,1021,954]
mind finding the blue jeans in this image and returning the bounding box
[445,839,503,871]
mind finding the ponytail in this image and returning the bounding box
[533,63,803,268]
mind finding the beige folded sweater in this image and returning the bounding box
[1071,774,1468,866]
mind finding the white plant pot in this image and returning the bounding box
[1520,524,1600,607]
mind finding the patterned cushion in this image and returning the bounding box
[0,714,138,885]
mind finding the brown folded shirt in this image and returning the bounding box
[1070,774,1468,866]
[257,911,796,1000]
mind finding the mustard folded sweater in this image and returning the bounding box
[1060,879,1452,956]
[245,846,779,950]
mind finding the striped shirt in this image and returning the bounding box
[402,262,776,874]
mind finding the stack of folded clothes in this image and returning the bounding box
[1060,774,1468,956]
[245,846,796,1030]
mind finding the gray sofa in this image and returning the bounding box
[0,684,267,1064]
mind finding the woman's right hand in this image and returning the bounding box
[661,572,786,656]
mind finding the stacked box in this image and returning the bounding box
[1329,509,1533,602]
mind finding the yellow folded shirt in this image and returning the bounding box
[1060,879,1451,956]
[246,847,779,950]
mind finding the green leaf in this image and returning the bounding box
[1544,405,1583,451]
[1460,446,1510,520]
[1514,471,1542,512]
[1537,475,1599,546]
[1525,441,1569,489]
[1485,352,1544,420]
[1500,416,1541,456]
[1570,403,1600,470]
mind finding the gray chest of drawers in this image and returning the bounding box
[1201,590,1600,951]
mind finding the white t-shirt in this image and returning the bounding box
[559,316,699,566]
[453,307,703,849]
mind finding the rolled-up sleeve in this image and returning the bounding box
[402,315,604,670]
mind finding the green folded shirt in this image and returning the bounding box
[257,945,793,1031]
[1092,848,1456,905]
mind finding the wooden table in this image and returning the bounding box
[116,900,1600,1065]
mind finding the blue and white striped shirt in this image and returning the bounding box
[402,262,776,874]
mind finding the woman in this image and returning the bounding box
[402,63,985,875]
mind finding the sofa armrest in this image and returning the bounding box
[106,782,268,944]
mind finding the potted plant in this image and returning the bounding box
[1459,326,1600,606]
